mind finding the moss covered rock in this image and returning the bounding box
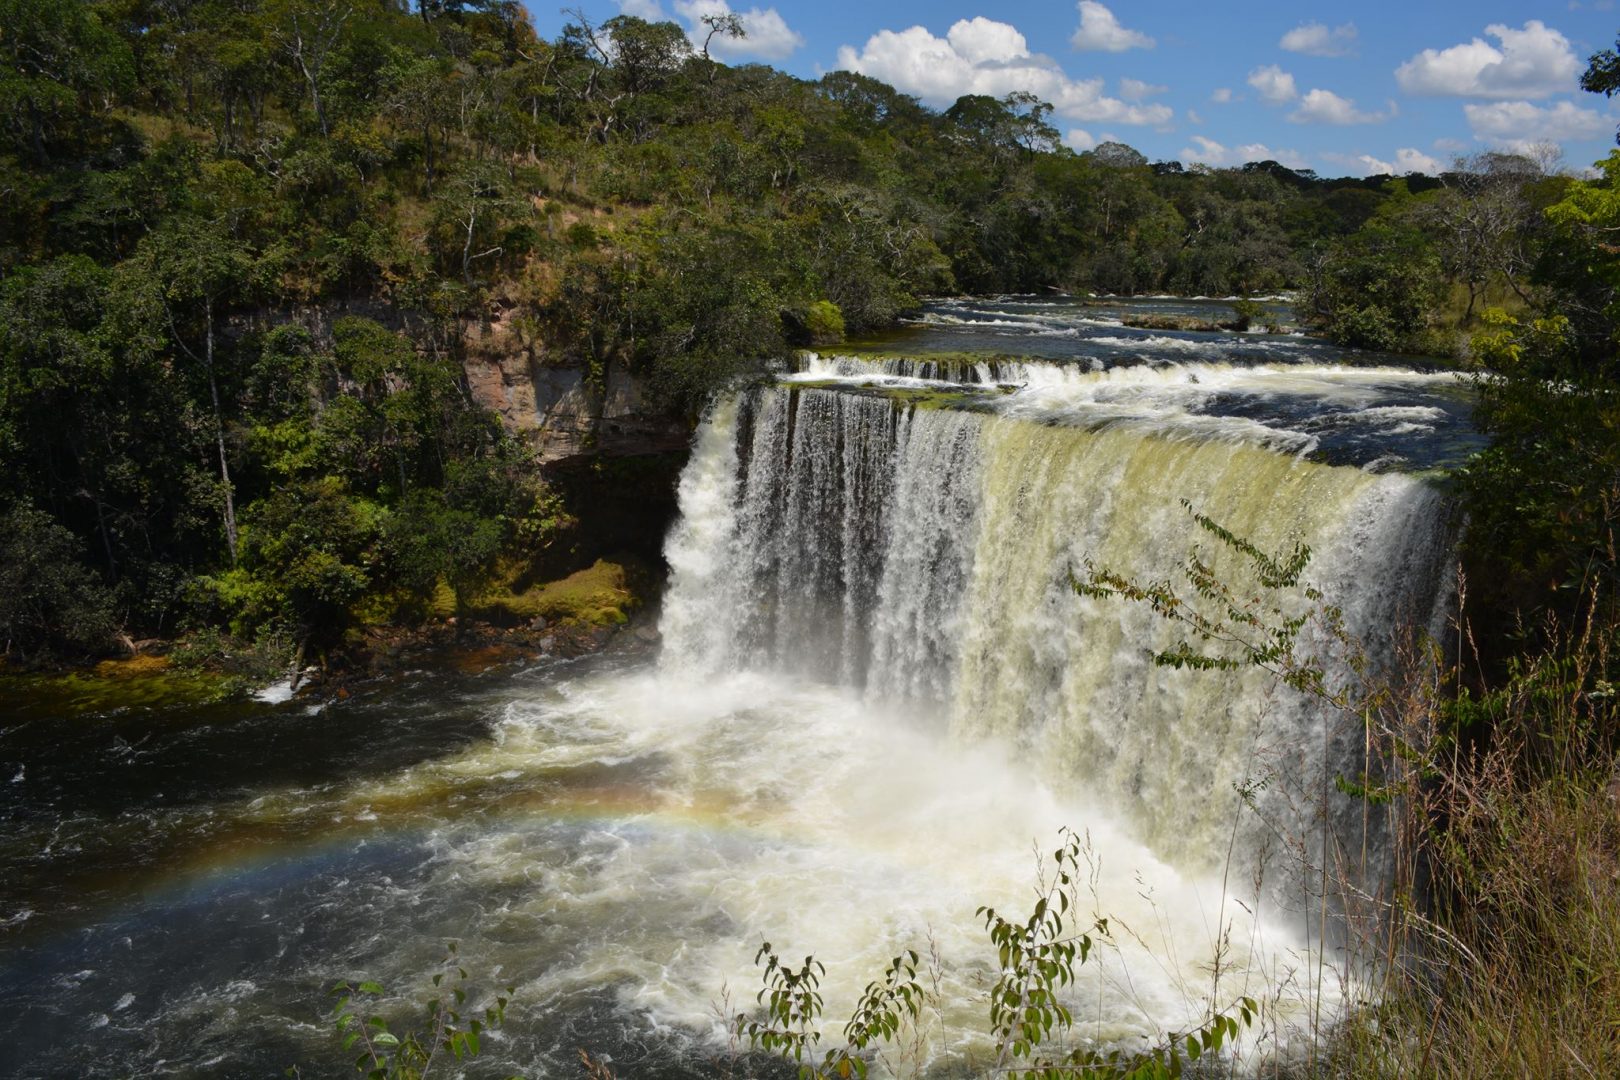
[0,655,242,717]
[474,557,650,627]
[805,300,846,345]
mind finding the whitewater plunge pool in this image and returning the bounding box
[0,298,1484,1077]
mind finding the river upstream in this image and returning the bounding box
[0,298,1483,1077]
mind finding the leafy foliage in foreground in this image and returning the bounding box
[1078,501,1620,1080]
[738,828,1258,1080]
[304,945,519,1080]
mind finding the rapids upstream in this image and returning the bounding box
[0,297,1480,1077]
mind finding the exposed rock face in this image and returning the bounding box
[462,308,688,463]
[461,307,692,566]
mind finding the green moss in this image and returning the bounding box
[831,347,1029,370]
[474,557,649,627]
[787,378,987,412]
[0,655,243,717]
[1119,313,1228,333]
[428,580,458,619]
[886,387,977,410]
[804,300,846,344]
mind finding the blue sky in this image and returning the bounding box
[522,1,1620,176]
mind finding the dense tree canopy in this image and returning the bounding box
[3,0,1620,663]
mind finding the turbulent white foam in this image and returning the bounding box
[252,680,295,705]
[909,314,1045,330]
[1327,405,1447,432]
[655,397,742,672]
[406,668,1336,1070]
[792,354,1464,455]
[656,383,1457,1064]
[1097,293,1295,303]
[1086,334,1221,350]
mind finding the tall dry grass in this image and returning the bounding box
[1319,587,1620,1078]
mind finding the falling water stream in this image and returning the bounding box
[0,298,1479,1077]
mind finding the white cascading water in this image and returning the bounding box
[655,374,1456,1060]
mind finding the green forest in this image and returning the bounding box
[6,0,1618,668]
[7,3,1620,1075]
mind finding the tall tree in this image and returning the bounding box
[0,0,132,162]
[132,219,258,563]
[267,0,352,136]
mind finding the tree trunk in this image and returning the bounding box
[308,74,327,136]
[423,122,434,191]
[92,495,116,577]
[461,205,478,283]
[290,23,329,137]
[206,299,240,563]
[26,99,48,165]
[289,635,308,692]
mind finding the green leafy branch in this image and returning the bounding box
[1075,501,1433,816]
[980,828,1258,1080]
[737,943,924,1079]
[309,943,519,1080]
[1073,499,1356,706]
[980,828,1096,1068]
[740,827,1260,1080]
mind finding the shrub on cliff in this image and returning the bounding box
[0,500,117,662]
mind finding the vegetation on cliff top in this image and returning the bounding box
[1,0,1619,691]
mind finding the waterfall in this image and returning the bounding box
[661,381,1454,878]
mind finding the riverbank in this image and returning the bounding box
[0,556,662,716]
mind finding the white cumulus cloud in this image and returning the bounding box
[672,0,804,60]
[1395,147,1444,173]
[617,0,668,19]
[1247,65,1297,105]
[1119,77,1167,101]
[1320,148,1440,176]
[1211,87,1233,104]
[1065,129,1098,151]
[835,18,1173,124]
[1071,2,1154,52]
[1320,152,1394,176]
[1395,20,1580,99]
[1464,99,1610,144]
[1179,135,1308,170]
[1289,88,1395,125]
[1280,22,1358,57]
